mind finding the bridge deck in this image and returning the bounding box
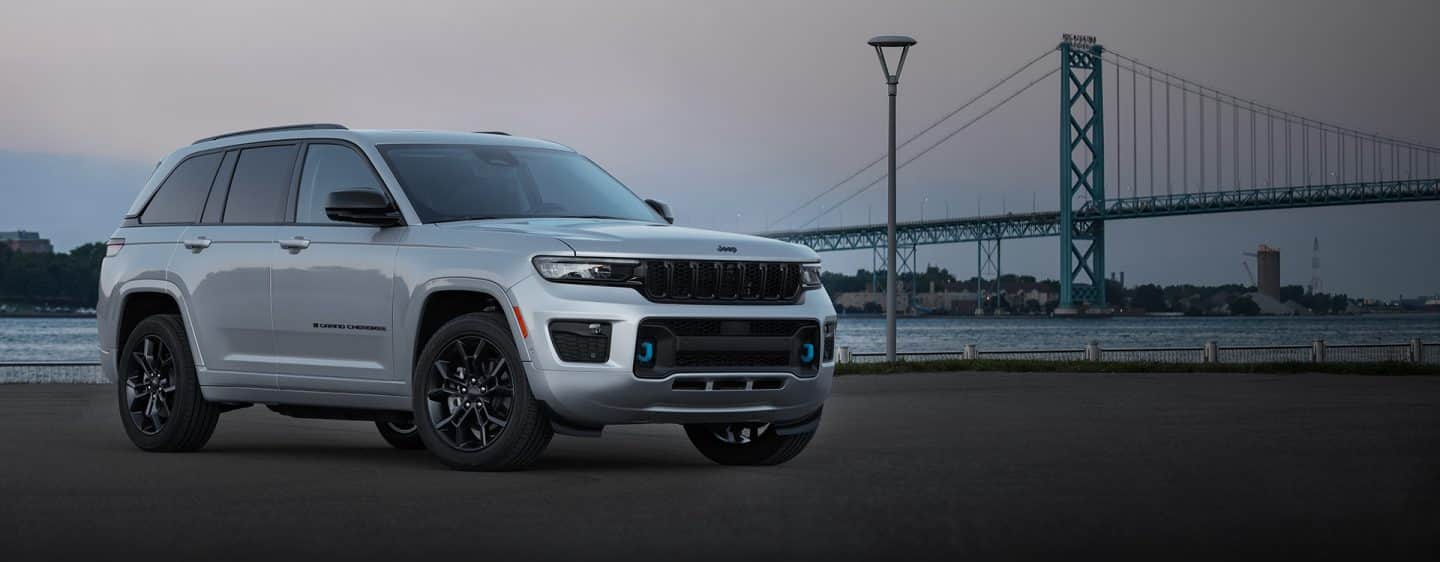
[767,178,1439,250]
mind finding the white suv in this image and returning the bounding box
[98,124,836,470]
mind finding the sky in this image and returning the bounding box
[1,0,1437,299]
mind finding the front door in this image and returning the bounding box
[271,142,399,394]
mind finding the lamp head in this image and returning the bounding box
[868,35,917,84]
[867,35,917,48]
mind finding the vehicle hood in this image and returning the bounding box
[436,219,817,262]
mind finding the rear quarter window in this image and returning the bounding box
[139,153,224,224]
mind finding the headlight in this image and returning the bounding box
[801,263,823,289]
[532,256,641,285]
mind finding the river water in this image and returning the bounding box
[4,314,1440,364]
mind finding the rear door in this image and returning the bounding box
[271,141,400,393]
[168,143,298,388]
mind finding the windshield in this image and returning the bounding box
[377,144,663,223]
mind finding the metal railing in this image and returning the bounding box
[843,338,1438,365]
[1,339,1436,382]
[0,361,107,383]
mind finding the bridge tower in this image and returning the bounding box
[1057,36,1108,314]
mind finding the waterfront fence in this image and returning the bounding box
[2,339,1437,382]
[0,361,107,383]
[845,338,1438,365]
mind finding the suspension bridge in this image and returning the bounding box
[763,36,1440,314]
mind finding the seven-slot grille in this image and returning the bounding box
[642,260,803,304]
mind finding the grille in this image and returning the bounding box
[674,350,791,367]
[670,377,787,391]
[657,319,815,337]
[634,317,820,378]
[642,260,803,304]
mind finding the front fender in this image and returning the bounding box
[397,276,533,378]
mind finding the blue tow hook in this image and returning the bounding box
[801,343,815,363]
[637,341,654,363]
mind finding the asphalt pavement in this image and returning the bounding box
[1,372,1436,560]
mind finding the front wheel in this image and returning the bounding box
[684,422,817,466]
[412,313,552,471]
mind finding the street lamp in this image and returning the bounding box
[868,34,916,363]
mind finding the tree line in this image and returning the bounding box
[821,267,1351,315]
[0,243,105,309]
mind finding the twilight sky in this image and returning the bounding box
[1,0,1436,298]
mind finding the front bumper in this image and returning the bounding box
[508,275,837,426]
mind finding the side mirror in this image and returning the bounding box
[645,199,674,224]
[325,189,402,226]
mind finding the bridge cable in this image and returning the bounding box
[1106,49,1440,154]
[766,47,1057,230]
[1108,48,1439,197]
[793,66,1061,230]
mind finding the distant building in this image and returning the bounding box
[1256,244,1280,298]
[0,230,54,254]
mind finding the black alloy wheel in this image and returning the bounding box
[375,419,425,450]
[424,336,515,451]
[412,313,551,471]
[125,334,178,435]
[684,421,818,466]
[711,423,770,444]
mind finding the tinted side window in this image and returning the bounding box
[140,153,223,224]
[296,144,384,224]
[223,145,298,223]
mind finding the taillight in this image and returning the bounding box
[105,238,125,258]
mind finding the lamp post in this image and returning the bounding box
[868,34,916,363]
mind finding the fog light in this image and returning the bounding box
[549,321,610,363]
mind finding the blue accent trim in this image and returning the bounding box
[800,343,815,363]
[636,342,654,363]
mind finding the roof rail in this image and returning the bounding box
[474,131,511,136]
[193,123,348,145]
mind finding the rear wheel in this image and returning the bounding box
[684,422,816,466]
[375,419,425,450]
[116,314,220,452]
[412,313,552,471]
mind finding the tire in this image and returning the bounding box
[116,314,220,452]
[684,422,817,466]
[412,313,552,471]
[375,419,425,450]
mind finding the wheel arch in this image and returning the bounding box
[112,280,202,367]
[402,277,531,378]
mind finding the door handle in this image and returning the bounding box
[278,237,311,251]
[182,237,211,250]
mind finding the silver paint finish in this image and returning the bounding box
[508,274,837,425]
[101,129,837,427]
[166,225,278,390]
[271,225,399,386]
